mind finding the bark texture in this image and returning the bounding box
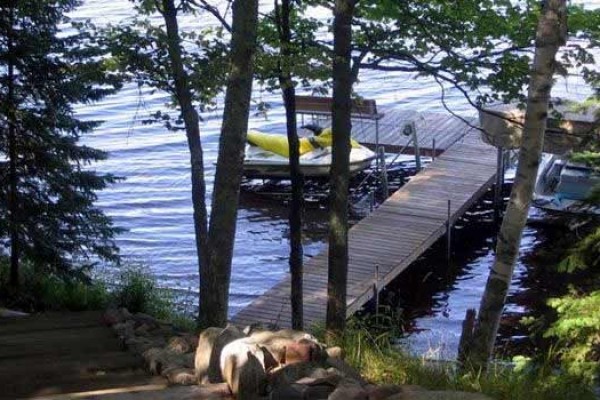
[326,0,357,337]
[276,0,304,330]
[462,0,567,369]
[201,0,259,328]
[161,0,210,295]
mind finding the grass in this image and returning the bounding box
[0,258,195,330]
[319,317,597,400]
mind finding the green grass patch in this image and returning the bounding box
[316,317,597,400]
[0,258,195,330]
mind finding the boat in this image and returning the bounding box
[243,126,377,179]
[532,153,600,215]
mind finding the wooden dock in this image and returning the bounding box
[301,109,476,155]
[232,122,498,329]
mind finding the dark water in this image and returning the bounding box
[73,0,598,356]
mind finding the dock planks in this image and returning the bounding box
[232,126,498,329]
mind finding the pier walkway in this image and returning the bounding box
[232,124,498,329]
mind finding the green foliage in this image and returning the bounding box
[544,291,600,382]
[321,321,596,400]
[111,266,174,320]
[255,5,331,93]
[559,227,600,273]
[351,0,598,109]
[0,0,123,281]
[102,2,229,130]
[0,257,109,312]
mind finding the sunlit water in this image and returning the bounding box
[73,0,596,356]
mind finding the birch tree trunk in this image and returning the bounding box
[201,0,259,328]
[463,0,567,369]
[326,0,357,338]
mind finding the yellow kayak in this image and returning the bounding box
[247,128,361,158]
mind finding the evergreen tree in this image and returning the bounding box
[0,0,122,289]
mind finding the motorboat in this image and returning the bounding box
[243,126,377,179]
[532,153,600,215]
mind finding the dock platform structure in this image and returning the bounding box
[232,114,499,329]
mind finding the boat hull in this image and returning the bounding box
[243,145,376,179]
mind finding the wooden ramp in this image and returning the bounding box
[232,129,498,329]
[0,311,165,399]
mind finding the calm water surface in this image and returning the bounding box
[75,0,596,356]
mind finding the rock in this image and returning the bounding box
[134,322,152,337]
[268,362,331,388]
[143,347,165,375]
[249,329,328,366]
[365,384,403,400]
[143,347,193,375]
[386,389,493,400]
[163,367,197,385]
[326,346,345,360]
[168,335,192,354]
[195,327,222,384]
[220,339,269,398]
[208,324,245,383]
[328,381,369,400]
[102,308,127,326]
[124,336,155,354]
[269,382,306,400]
[113,320,136,340]
[325,357,368,386]
[132,312,161,331]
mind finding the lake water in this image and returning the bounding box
[74,0,596,357]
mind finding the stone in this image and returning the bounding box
[269,382,306,400]
[326,346,344,360]
[168,335,192,354]
[325,357,367,386]
[163,367,197,385]
[102,308,127,326]
[124,336,155,354]
[268,362,330,389]
[195,327,223,383]
[143,347,165,375]
[365,384,403,400]
[113,320,136,340]
[386,390,493,400]
[220,338,269,398]
[249,330,328,366]
[207,325,245,383]
[328,381,369,400]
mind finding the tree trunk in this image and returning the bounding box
[7,3,19,289]
[161,0,210,303]
[326,0,357,338]
[201,0,259,328]
[461,0,567,370]
[276,0,304,331]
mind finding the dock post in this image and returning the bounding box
[375,118,380,171]
[411,122,422,171]
[493,147,504,224]
[369,190,375,213]
[446,199,452,262]
[379,147,389,199]
[432,138,436,161]
[373,264,380,322]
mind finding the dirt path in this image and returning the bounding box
[0,311,165,399]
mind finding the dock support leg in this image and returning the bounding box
[447,199,452,262]
[411,122,421,171]
[494,147,504,224]
[432,138,436,161]
[379,147,389,199]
